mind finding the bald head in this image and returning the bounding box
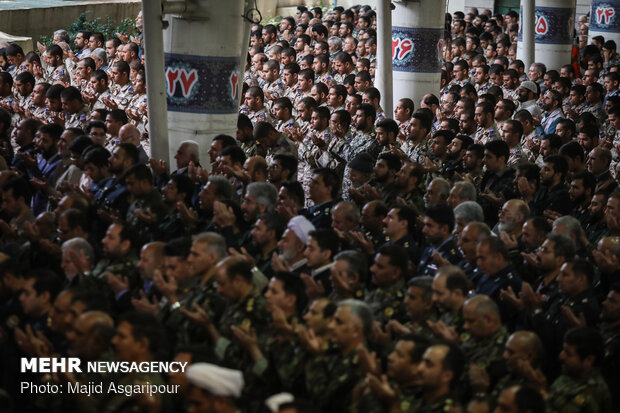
[465,295,500,321]
[70,310,115,357]
[139,241,165,279]
[78,310,114,329]
[118,123,140,146]
[142,241,165,256]
[505,331,542,366]
[244,156,267,181]
[598,236,620,255]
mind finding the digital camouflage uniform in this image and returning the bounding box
[316,132,351,175]
[306,346,364,413]
[364,278,407,325]
[548,371,612,413]
[247,108,274,126]
[474,122,499,145]
[406,393,461,413]
[110,83,135,110]
[46,64,70,84]
[341,128,379,201]
[64,105,90,130]
[214,289,270,370]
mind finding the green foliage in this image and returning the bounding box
[39,12,137,48]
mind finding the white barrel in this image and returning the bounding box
[391,0,446,107]
[530,0,576,70]
[589,0,620,46]
[163,0,247,166]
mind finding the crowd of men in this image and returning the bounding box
[0,3,619,413]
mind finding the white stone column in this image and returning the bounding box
[376,0,393,116]
[142,0,169,162]
[391,0,446,108]
[589,0,620,46]
[517,0,535,71]
[162,0,247,166]
[532,0,576,70]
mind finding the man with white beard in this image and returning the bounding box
[494,199,529,240]
[272,215,315,275]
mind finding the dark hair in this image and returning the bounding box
[543,155,569,181]
[118,311,168,359]
[164,236,192,258]
[71,288,111,313]
[313,168,341,199]
[424,203,455,232]
[274,97,293,113]
[225,257,254,283]
[309,228,340,260]
[46,44,63,58]
[219,145,246,166]
[571,171,596,196]
[257,212,286,240]
[24,269,62,302]
[564,326,604,366]
[273,153,298,176]
[280,181,304,208]
[15,71,35,87]
[466,143,485,160]
[2,176,32,204]
[117,143,139,166]
[517,163,540,184]
[546,232,576,261]
[5,43,24,57]
[377,152,401,171]
[85,120,106,134]
[479,236,510,261]
[412,112,432,133]
[39,123,64,140]
[60,86,83,102]
[559,141,585,162]
[125,163,153,183]
[440,341,465,389]
[273,271,308,313]
[484,140,510,163]
[445,269,471,296]
[377,244,409,278]
[83,146,111,168]
[61,208,87,231]
[394,204,418,234]
[108,109,128,124]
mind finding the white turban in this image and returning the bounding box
[186,363,244,398]
[287,215,315,245]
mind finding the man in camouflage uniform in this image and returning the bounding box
[272,97,299,133]
[90,222,138,282]
[548,327,612,413]
[242,86,274,126]
[44,44,70,84]
[315,109,351,174]
[364,246,408,325]
[105,61,134,111]
[261,59,286,108]
[200,257,270,369]
[305,299,369,413]
[354,334,431,412]
[60,86,90,130]
[342,104,379,199]
[102,312,171,413]
[459,295,509,398]
[474,101,498,145]
[407,342,463,413]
